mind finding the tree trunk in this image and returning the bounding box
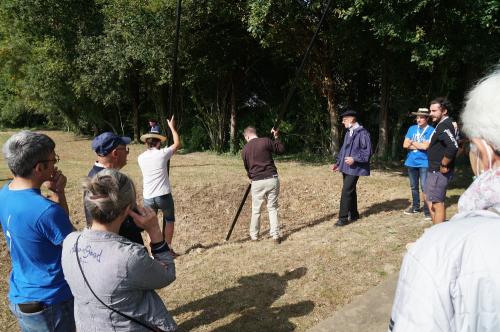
[376,58,389,159]
[324,72,340,158]
[128,71,141,143]
[229,80,237,154]
[391,112,404,160]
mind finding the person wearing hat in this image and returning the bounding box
[86,131,145,245]
[138,116,180,254]
[331,109,372,227]
[402,108,434,219]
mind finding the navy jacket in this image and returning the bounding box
[336,125,372,176]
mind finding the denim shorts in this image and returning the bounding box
[144,193,175,223]
[9,298,75,332]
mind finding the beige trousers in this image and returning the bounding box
[250,177,280,239]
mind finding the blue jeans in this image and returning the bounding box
[9,299,75,332]
[407,167,429,214]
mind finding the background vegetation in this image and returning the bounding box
[1,0,499,158]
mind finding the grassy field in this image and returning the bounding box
[0,130,470,331]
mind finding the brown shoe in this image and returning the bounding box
[273,237,281,244]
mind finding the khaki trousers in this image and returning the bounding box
[250,177,280,239]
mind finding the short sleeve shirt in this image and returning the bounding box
[138,147,174,199]
[404,125,435,168]
[0,184,73,304]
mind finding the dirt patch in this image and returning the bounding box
[0,130,468,331]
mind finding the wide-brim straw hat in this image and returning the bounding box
[140,130,167,143]
[411,108,430,116]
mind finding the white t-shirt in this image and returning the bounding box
[138,147,174,199]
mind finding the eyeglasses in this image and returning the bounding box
[38,154,60,164]
[115,147,130,154]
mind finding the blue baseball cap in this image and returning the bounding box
[91,132,132,156]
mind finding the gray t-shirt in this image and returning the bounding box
[62,229,177,331]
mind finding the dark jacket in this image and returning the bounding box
[85,164,144,245]
[336,125,372,176]
[427,117,459,172]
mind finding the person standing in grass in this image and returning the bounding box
[242,126,285,243]
[402,108,434,220]
[138,116,180,256]
[0,131,75,332]
[86,132,144,245]
[424,97,459,224]
[62,169,177,331]
[330,109,372,227]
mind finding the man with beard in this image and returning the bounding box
[425,97,459,224]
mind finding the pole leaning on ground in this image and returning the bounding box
[225,183,251,241]
[225,0,334,241]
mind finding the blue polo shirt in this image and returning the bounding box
[404,125,435,168]
[0,184,73,305]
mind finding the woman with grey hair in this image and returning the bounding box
[389,69,500,332]
[62,169,177,331]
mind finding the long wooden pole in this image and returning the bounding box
[225,0,334,241]
[164,0,182,236]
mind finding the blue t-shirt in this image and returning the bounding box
[404,125,435,168]
[0,184,73,305]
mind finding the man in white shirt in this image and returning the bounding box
[138,116,180,254]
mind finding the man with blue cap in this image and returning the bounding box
[331,109,372,226]
[86,132,144,245]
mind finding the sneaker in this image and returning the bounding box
[403,207,420,215]
[423,214,432,221]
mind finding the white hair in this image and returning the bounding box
[461,68,500,151]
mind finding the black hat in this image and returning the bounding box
[340,109,357,117]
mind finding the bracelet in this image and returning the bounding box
[151,240,170,254]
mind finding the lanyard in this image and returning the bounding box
[429,116,448,142]
[415,125,429,142]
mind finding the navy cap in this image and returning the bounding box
[340,109,357,117]
[92,132,131,156]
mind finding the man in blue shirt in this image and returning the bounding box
[0,131,74,332]
[403,108,435,220]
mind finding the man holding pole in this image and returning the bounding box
[242,126,285,243]
[331,109,372,227]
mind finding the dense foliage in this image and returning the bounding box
[1,0,499,158]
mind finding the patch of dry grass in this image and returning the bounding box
[0,130,468,331]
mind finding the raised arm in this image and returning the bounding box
[167,116,181,153]
[270,128,285,154]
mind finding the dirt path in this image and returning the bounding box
[0,131,468,331]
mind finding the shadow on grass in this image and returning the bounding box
[172,267,314,332]
[361,199,410,217]
[282,213,337,241]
